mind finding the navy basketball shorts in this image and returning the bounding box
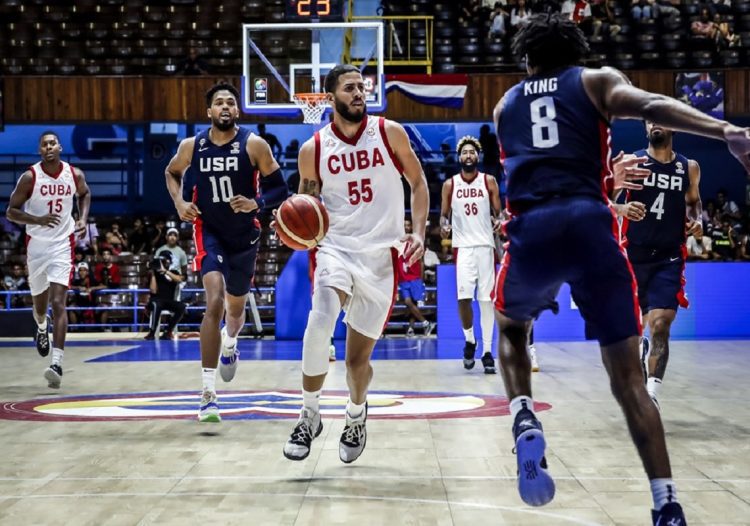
[193,225,259,297]
[628,246,689,314]
[493,196,642,346]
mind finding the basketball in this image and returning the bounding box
[274,194,329,250]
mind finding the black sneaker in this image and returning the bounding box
[34,318,51,357]
[463,341,477,370]
[481,352,496,374]
[283,408,323,461]
[144,332,155,340]
[513,408,555,506]
[652,502,686,525]
[339,402,368,464]
[44,363,63,389]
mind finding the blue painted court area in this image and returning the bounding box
[84,338,465,362]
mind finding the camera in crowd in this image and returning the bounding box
[150,250,173,272]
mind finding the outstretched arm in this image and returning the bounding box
[165,138,201,222]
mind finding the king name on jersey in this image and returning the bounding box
[199,156,239,172]
[642,172,683,191]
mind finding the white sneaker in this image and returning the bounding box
[218,326,239,382]
[339,403,368,463]
[198,389,220,423]
[529,345,540,373]
[284,407,323,461]
[329,343,336,362]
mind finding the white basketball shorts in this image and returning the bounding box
[26,235,74,295]
[455,245,496,301]
[313,246,398,340]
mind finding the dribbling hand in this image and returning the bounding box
[402,234,425,266]
[611,151,650,191]
[175,200,201,222]
[37,213,61,227]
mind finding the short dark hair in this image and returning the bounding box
[39,130,60,144]
[512,13,589,71]
[324,64,361,94]
[205,82,240,107]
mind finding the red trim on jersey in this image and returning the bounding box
[41,161,65,179]
[677,243,690,308]
[28,165,37,198]
[25,234,31,249]
[493,248,511,312]
[331,117,368,146]
[620,189,631,247]
[313,131,322,188]
[459,171,480,184]
[483,172,489,193]
[452,247,458,265]
[192,217,206,272]
[607,206,642,335]
[381,247,400,333]
[68,233,76,287]
[70,164,81,188]
[308,248,318,294]
[598,121,613,201]
[379,117,404,173]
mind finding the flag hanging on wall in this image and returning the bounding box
[385,74,468,109]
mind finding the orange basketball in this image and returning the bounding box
[274,194,329,250]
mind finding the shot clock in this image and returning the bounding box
[286,0,345,21]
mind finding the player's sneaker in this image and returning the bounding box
[641,336,650,382]
[423,321,436,336]
[529,345,540,373]
[405,326,415,338]
[651,502,686,525]
[650,395,661,412]
[160,330,174,340]
[218,326,240,382]
[463,341,477,370]
[44,364,62,389]
[481,352,497,374]
[284,407,323,461]
[329,343,337,361]
[513,408,555,507]
[34,317,51,357]
[198,390,221,423]
[339,402,368,464]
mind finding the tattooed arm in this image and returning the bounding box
[297,138,321,198]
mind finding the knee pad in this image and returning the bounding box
[302,287,341,376]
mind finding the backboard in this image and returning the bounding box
[241,22,385,119]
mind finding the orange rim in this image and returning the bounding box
[293,93,328,104]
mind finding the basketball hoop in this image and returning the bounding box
[293,93,329,124]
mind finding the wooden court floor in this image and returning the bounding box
[0,336,748,525]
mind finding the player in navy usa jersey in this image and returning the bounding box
[493,13,750,525]
[165,82,287,422]
[615,122,702,412]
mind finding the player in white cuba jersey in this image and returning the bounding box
[283,64,429,464]
[440,136,503,374]
[6,131,91,389]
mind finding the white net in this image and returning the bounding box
[293,93,329,124]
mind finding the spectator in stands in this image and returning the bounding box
[716,188,742,228]
[488,2,508,38]
[95,249,122,289]
[176,48,209,76]
[440,143,458,180]
[631,0,655,20]
[710,215,737,260]
[462,0,484,22]
[398,219,435,337]
[511,0,532,29]
[686,231,713,260]
[69,262,104,326]
[284,139,300,165]
[2,263,29,308]
[653,0,680,22]
[76,215,99,256]
[479,124,501,178]
[257,123,283,158]
[72,248,87,280]
[144,250,186,340]
[562,0,594,34]
[128,218,150,254]
[715,14,741,48]
[154,227,188,275]
[591,0,621,37]
[150,219,168,251]
[691,7,719,39]
[702,198,717,229]
[104,220,128,255]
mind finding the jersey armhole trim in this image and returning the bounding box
[313,131,322,188]
[379,117,404,174]
[28,165,37,199]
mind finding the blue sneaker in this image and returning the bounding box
[218,327,239,382]
[513,408,555,506]
[652,502,686,525]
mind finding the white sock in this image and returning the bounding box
[37,317,48,331]
[51,348,63,366]
[303,389,321,412]
[647,377,662,399]
[650,478,678,510]
[463,327,476,344]
[509,395,535,421]
[479,301,494,355]
[202,368,216,393]
[347,399,366,418]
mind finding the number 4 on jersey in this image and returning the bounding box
[650,191,665,220]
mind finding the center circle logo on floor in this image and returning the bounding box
[0,391,551,422]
